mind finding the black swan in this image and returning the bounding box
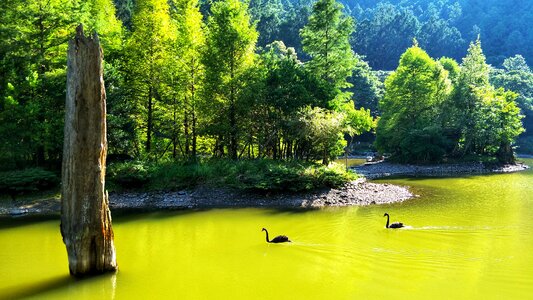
[383,213,404,229]
[262,228,291,243]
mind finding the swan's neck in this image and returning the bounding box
[385,215,390,228]
[264,230,270,243]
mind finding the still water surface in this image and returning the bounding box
[1,160,532,299]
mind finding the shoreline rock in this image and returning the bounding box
[353,161,529,179]
[2,160,530,218]
[0,178,414,217]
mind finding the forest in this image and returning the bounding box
[2,0,533,296]
[0,0,531,180]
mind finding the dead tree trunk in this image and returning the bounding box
[61,25,117,277]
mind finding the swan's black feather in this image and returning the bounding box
[270,235,291,243]
[384,213,405,229]
[388,222,404,228]
[262,228,291,243]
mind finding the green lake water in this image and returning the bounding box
[1,159,532,299]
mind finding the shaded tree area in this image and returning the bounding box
[0,0,123,170]
[1,0,530,173]
[0,0,375,171]
[344,0,532,69]
[376,39,524,163]
[107,0,532,71]
[490,55,533,154]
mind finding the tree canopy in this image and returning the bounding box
[0,0,529,171]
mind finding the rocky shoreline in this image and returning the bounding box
[353,160,530,179]
[2,160,529,218]
[0,178,414,217]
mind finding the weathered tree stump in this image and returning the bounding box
[61,25,117,276]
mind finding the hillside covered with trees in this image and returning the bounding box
[0,0,531,188]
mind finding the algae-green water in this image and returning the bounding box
[1,160,533,299]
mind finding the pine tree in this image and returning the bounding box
[453,37,491,155]
[376,42,452,162]
[73,0,124,54]
[126,0,176,154]
[0,0,77,167]
[169,0,205,159]
[300,0,356,105]
[202,0,258,159]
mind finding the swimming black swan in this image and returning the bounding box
[262,228,291,243]
[383,213,404,229]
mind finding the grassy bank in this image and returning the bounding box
[107,159,356,192]
[0,159,357,201]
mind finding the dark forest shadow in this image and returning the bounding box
[0,204,322,230]
[0,214,59,230]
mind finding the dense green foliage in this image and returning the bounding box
[376,41,452,162]
[202,0,258,159]
[490,55,533,154]
[376,40,524,163]
[348,56,384,116]
[0,0,374,182]
[0,168,59,197]
[0,0,123,169]
[0,0,529,184]
[238,0,533,70]
[300,0,356,101]
[107,159,355,192]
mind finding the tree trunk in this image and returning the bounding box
[61,25,117,277]
[184,95,190,156]
[497,140,515,164]
[192,109,197,159]
[172,96,178,159]
[191,61,197,160]
[146,85,153,153]
[229,52,238,160]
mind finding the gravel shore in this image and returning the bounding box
[6,160,527,217]
[0,178,414,217]
[354,161,529,179]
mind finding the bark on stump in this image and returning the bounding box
[61,25,117,276]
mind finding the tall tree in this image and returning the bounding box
[300,0,356,104]
[248,41,334,160]
[170,0,206,159]
[491,55,532,130]
[472,88,524,162]
[490,55,533,154]
[452,37,491,155]
[202,0,258,159]
[0,0,78,168]
[126,0,176,155]
[376,42,452,162]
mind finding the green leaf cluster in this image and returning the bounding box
[376,39,525,163]
[1,0,375,183]
[107,159,356,192]
[0,168,59,196]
